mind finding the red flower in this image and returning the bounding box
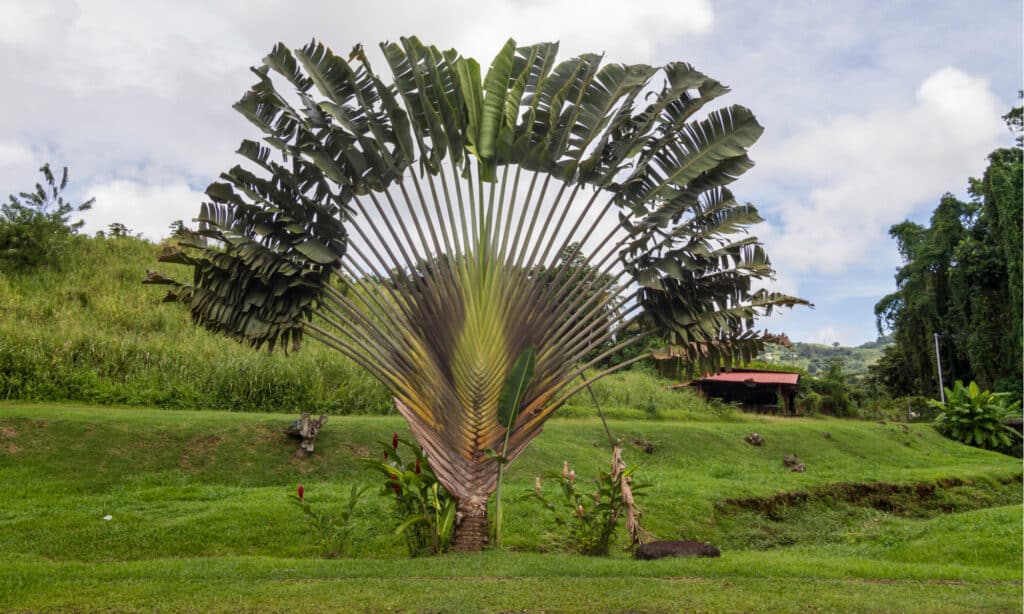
[414,458,421,474]
[391,481,402,496]
[392,432,399,450]
[297,484,304,501]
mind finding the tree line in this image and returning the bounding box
[872,99,1022,401]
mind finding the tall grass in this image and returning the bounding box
[0,236,391,413]
[558,363,736,421]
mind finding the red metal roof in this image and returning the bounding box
[697,371,799,386]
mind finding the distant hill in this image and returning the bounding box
[756,338,892,375]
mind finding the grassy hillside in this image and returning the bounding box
[0,236,706,417]
[0,404,1019,612]
[0,236,392,413]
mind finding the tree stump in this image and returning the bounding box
[284,413,328,458]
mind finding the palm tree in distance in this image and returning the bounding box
[146,37,806,552]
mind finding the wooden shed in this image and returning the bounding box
[675,368,801,414]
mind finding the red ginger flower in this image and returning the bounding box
[414,458,421,474]
[392,432,399,450]
[297,484,304,501]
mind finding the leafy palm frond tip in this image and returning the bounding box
[146,37,807,547]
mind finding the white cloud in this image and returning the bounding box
[0,0,63,47]
[436,0,714,63]
[79,181,205,240]
[0,0,715,242]
[0,141,33,169]
[755,67,1006,275]
[810,326,843,346]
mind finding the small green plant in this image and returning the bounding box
[363,433,456,556]
[525,457,647,556]
[930,381,1022,452]
[289,483,366,558]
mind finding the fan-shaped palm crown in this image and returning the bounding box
[148,37,806,551]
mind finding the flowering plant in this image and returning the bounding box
[289,483,366,558]
[362,432,456,556]
[524,449,647,556]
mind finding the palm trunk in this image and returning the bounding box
[395,398,501,553]
[451,494,490,552]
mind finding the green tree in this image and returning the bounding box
[801,358,854,416]
[875,101,1023,400]
[867,343,923,397]
[149,38,805,552]
[956,146,1023,392]
[1,164,94,270]
[106,222,133,238]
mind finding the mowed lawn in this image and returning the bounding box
[0,403,1020,613]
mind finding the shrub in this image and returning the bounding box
[930,381,1022,452]
[363,434,456,556]
[797,391,824,415]
[525,458,647,556]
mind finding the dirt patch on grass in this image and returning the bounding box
[343,443,371,458]
[719,474,1022,518]
[252,423,283,444]
[179,435,225,471]
[287,455,321,474]
[0,426,17,438]
[5,443,17,454]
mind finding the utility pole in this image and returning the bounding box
[934,332,945,403]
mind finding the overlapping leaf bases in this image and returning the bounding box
[148,37,805,501]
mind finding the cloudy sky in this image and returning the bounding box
[2,0,1020,345]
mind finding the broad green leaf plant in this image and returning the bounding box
[930,380,1022,452]
[147,37,805,552]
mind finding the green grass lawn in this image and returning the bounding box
[1,403,1020,612]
